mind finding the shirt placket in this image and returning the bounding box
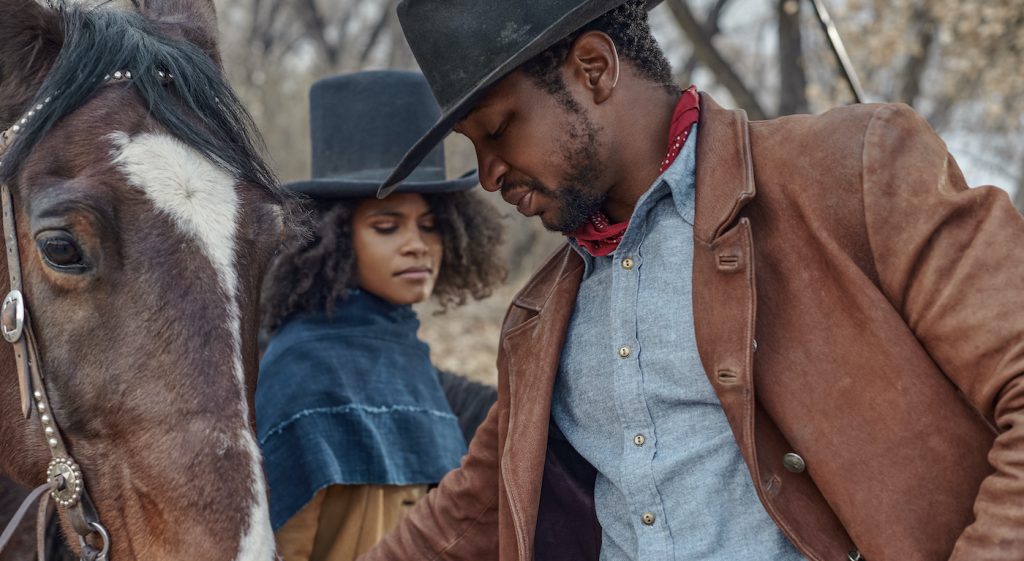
[612,200,674,559]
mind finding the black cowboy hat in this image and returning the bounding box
[285,70,478,199]
[377,0,662,197]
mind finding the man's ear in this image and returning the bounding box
[136,0,221,64]
[0,0,63,128]
[566,31,620,105]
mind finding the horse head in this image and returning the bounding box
[0,1,284,559]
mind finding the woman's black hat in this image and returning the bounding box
[377,0,661,197]
[285,70,478,199]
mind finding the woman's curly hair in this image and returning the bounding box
[261,190,507,333]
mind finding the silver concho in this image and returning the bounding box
[47,456,83,508]
[1,290,25,343]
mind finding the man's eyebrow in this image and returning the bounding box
[464,99,493,120]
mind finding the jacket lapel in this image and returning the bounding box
[691,94,762,467]
[499,246,584,560]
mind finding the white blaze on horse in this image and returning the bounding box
[0,1,285,559]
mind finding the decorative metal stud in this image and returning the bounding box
[10,125,19,133]
[40,414,50,424]
[125,71,132,79]
[47,438,58,448]
[113,71,123,80]
[47,457,84,508]
[44,426,54,436]
[33,390,42,400]
[37,402,46,413]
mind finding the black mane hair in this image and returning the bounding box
[0,2,279,198]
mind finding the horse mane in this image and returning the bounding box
[0,2,281,201]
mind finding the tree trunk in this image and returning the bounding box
[664,0,768,120]
[898,8,935,107]
[777,0,808,115]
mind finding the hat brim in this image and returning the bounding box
[288,171,479,199]
[378,0,663,197]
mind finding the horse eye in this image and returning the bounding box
[36,234,88,273]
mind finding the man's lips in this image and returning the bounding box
[394,266,432,280]
[504,187,537,216]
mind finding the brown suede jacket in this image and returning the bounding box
[361,95,1024,561]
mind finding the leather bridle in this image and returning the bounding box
[0,72,147,561]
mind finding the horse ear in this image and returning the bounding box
[0,0,63,128]
[137,0,221,64]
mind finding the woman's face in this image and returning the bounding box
[352,193,443,306]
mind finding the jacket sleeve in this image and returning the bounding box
[861,104,1024,559]
[358,403,501,561]
[436,369,499,444]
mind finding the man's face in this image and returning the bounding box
[454,70,609,232]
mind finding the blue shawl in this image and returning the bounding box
[256,291,467,530]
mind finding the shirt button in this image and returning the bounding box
[641,512,656,526]
[618,346,631,358]
[633,434,646,447]
[621,257,635,270]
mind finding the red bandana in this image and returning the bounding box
[569,85,701,257]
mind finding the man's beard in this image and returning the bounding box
[502,109,606,233]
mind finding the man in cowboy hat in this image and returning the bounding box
[363,1,1024,560]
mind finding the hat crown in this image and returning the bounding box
[309,70,446,184]
[397,0,605,111]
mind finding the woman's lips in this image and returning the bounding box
[394,266,432,281]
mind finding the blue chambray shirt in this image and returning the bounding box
[551,126,804,560]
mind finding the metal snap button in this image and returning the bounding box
[783,452,806,473]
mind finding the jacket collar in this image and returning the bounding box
[693,93,756,243]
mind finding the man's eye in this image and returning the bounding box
[488,120,508,140]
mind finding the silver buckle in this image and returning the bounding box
[1,290,25,343]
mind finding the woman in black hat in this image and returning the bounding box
[254,70,505,561]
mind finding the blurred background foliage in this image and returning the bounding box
[214,0,1024,383]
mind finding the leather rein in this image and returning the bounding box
[0,71,148,561]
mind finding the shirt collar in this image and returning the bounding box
[568,124,699,269]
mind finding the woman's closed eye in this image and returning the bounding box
[418,219,438,233]
[371,222,399,234]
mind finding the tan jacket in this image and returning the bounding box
[361,96,1024,561]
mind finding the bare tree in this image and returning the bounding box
[777,0,808,114]
[664,0,768,120]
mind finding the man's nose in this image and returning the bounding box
[477,148,509,193]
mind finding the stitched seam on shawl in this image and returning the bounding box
[260,404,458,443]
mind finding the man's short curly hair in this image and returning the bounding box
[520,0,676,107]
[261,191,507,333]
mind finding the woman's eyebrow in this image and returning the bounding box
[365,210,405,218]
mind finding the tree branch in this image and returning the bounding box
[664,0,768,119]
